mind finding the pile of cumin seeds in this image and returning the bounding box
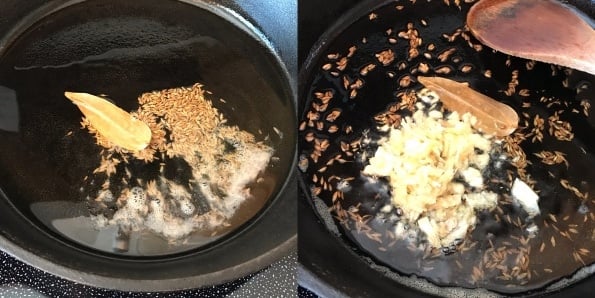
[84,83,274,241]
[133,84,268,188]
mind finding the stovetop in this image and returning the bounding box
[0,250,296,297]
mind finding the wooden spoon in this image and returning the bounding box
[64,92,151,151]
[467,0,595,75]
[418,76,519,137]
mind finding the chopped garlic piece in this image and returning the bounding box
[511,178,540,216]
[473,153,490,169]
[461,167,483,188]
[418,217,441,247]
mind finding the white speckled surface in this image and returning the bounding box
[0,250,296,297]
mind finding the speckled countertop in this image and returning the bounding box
[0,250,296,298]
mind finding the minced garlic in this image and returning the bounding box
[363,89,498,248]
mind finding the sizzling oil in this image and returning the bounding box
[300,0,595,295]
[0,0,285,256]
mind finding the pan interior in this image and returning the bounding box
[299,0,595,295]
[0,0,295,257]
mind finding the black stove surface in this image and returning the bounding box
[0,250,296,297]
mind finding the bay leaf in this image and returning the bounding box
[417,76,518,137]
[64,92,151,151]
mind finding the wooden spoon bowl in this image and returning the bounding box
[467,0,595,75]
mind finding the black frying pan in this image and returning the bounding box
[0,0,296,291]
[299,0,595,296]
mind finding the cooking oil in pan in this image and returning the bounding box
[0,0,290,256]
[300,0,595,295]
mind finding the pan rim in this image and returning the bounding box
[0,233,297,292]
[0,0,297,291]
[297,0,595,297]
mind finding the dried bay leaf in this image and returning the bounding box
[64,92,151,151]
[418,76,518,136]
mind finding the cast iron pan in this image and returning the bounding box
[299,0,595,296]
[0,0,296,291]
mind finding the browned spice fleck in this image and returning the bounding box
[347,46,357,58]
[547,112,574,141]
[376,49,395,66]
[360,63,377,76]
[534,151,569,167]
[327,53,340,60]
[336,57,349,71]
[399,75,413,88]
[434,65,453,74]
[460,64,473,73]
[418,63,430,74]
[581,99,591,117]
[437,48,457,62]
